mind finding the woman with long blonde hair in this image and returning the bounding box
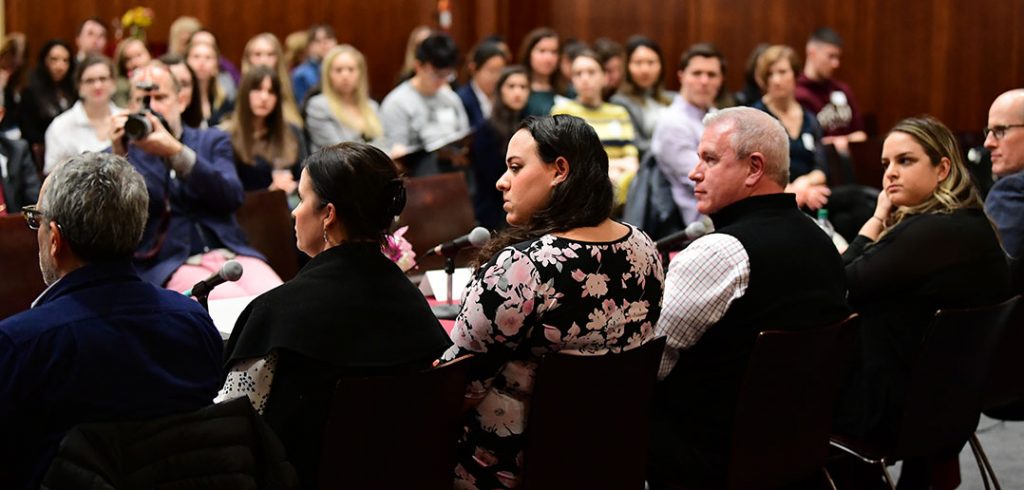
[242,32,303,128]
[305,44,384,152]
[835,115,1010,459]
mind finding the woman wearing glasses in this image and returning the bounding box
[834,116,1010,470]
[43,55,120,174]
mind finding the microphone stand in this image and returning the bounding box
[431,253,462,320]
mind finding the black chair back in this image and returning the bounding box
[316,354,474,490]
[893,296,1020,460]
[0,214,47,320]
[846,138,885,189]
[981,295,1024,419]
[235,190,299,281]
[725,314,858,489]
[520,337,666,490]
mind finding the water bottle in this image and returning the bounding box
[816,209,835,238]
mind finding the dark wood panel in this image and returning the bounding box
[7,0,1024,133]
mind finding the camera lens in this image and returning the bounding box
[124,114,152,140]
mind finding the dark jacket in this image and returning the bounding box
[456,82,485,129]
[128,126,264,286]
[40,397,298,490]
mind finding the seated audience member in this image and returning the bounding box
[159,54,204,128]
[395,25,432,85]
[984,89,1024,259]
[380,32,470,176]
[0,33,28,136]
[752,44,831,210]
[610,36,673,156]
[112,38,151,106]
[795,28,867,155]
[284,30,309,72]
[20,40,74,149]
[188,29,241,89]
[442,114,664,489]
[650,42,725,227]
[167,16,200,56]
[110,61,282,297]
[835,116,1010,448]
[457,41,508,128]
[648,107,848,488]
[221,142,452,487]
[186,40,234,127]
[305,44,385,152]
[291,24,337,105]
[242,32,304,128]
[44,55,120,174]
[222,66,307,196]
[73,17,107,62]
[519,27,563,117]
[0,105,39,212]
[733,43,769,107]
[468,65,529,229]
[594,37,626,100]
[551,49,639,206]
[0,152,223,489]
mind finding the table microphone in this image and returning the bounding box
[655,221,708,252]
[184,260,244,298]
[425,227,491,257]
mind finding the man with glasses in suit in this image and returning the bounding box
[984,89,1024,259]
[0,152,222,490]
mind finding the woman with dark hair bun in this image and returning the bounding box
[20,39,75,147]
[443,114,664,489]
[220,142,452,488]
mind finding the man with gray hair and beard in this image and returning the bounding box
[647,107,849,489]
[0,152,223,490]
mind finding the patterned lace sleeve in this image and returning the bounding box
[215,350,279,414]
[442,247,542,394]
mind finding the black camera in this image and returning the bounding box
[124,81,170,140]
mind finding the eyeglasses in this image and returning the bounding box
[22,204,45,230]
[81,76,112,85]
[427,67,457,83]
[983,124,1024,141]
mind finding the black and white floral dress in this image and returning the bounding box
[442,223,664,489]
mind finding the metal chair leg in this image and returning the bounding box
[880,460,897,490]
[970,433,1001,490]
[822,467,837,490]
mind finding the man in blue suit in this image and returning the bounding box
[0,152,224,489]
[984,89,1024,259]
[111,60,281,296]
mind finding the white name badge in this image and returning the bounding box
[830,90,848,107]
[435,107,458,128]
[802,132,816,152]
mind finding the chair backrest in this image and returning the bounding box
[0,214,47,320]
[981,295,1024,416]
[846,138,885,189]
[395,172,476,270]
[725,314,859,489]
[894,296,1020,460]
[316,354,475,490]
[235,190,299,281]
[519,337,667,490]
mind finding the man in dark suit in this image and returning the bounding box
[0,106,39,214]
[984,89,1024,259]
[111,60,281,296]
[0,152,223,489]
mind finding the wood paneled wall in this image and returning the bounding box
[7,0,1023,133]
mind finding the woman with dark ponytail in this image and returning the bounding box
[443,114,664,489]
[220,142,452,488]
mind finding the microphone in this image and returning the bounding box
[184,259,244,298]
[425,227,491,257]
[655,221,708,252]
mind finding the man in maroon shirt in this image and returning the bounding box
[795,28,867,155]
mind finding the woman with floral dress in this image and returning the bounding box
[442,114,664,489]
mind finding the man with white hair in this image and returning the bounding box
[984,89,1024,259]
[648,107,849,489]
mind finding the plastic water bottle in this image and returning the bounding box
[816,209,835,238]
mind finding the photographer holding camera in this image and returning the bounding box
[110,60,281,297]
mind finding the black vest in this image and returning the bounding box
[652,193,849,483]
